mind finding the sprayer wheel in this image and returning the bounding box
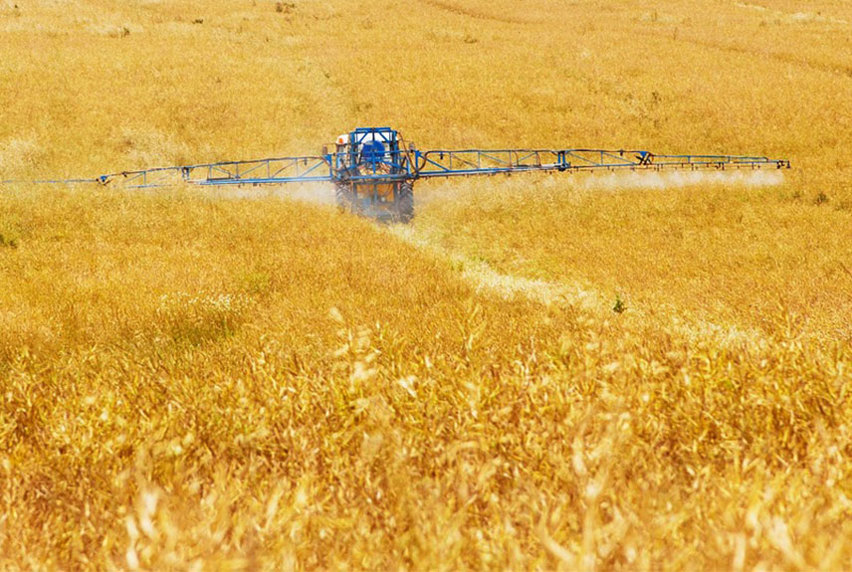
[335,182,356,214]
[397,181,414,223]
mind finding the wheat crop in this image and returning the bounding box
[1,0,851,569]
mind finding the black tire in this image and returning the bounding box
[396,181,414,223]
[335,182,355,214]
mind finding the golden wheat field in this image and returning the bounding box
[2,0,852,569]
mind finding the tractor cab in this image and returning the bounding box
[328,127,416,223]
[332,127,403,176]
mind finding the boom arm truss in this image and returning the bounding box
[2,145,790,189]
[415,148,788,178]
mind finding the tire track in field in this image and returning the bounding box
[389,224,602,309]
[418,0,532,25]
[388,223,772,351]
[632,28,852,80]
[734,3,851,28]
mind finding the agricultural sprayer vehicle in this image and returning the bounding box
[2,127,790,222]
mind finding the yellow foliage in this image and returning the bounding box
[1,0,852,569]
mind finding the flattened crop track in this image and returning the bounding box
[634,28,852,79]
[419,0,531,25]
[388,223,773,351]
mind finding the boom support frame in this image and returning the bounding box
[2,126,791,222]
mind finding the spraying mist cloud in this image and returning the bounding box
[579,169,785,191]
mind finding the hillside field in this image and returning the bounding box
[2,0,852,569]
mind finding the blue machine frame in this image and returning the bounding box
[83,127,788,188]
[2,126,791,208]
